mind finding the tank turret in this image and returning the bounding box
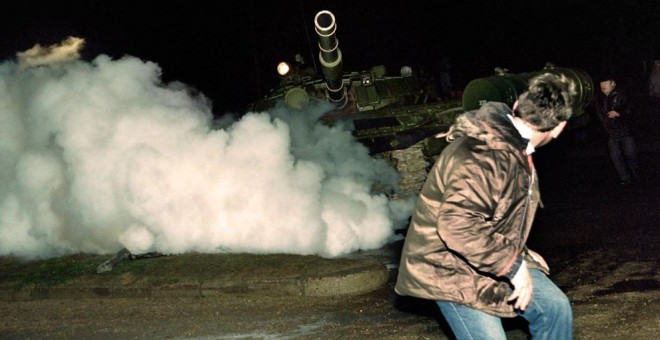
[249,10,440,116]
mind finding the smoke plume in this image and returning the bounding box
[0,38,414,260]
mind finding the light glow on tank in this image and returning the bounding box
[277,61,290,76]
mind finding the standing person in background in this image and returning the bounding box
[435,54,453,101]
[648,60,660,114]
[595,74,639,184]
[395,73,575,339]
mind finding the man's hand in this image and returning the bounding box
[508,260,533,311]
[607,110,620,118]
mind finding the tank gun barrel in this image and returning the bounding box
[314,10,346,106]
[462,63,594,118]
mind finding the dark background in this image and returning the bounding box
[1,0,659,116]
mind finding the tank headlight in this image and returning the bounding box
[361,73,373,86]
[277,62,291,77]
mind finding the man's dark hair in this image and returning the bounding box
[596,72,616,83]
[514,73,576,132]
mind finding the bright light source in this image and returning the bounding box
[277,62,291,76]
[361,73,372,86]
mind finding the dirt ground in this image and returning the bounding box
[1,104,660,339]
[0,236,657,340]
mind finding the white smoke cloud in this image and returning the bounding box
[0,47,414,260]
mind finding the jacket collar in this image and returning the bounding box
[446,101,528,153]
[507,114,535,155]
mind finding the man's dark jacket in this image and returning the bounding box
[595,87,633,138]
[395,102,549,317]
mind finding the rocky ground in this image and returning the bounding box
[0,105,659,339]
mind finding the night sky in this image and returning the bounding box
[2,0,659,115]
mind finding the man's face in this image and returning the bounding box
[533,121,567,148]
[600,80,615,95]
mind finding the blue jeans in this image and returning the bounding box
[436,269,572,340]
[608,135,638,181]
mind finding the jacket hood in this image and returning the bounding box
[441,102,526,151]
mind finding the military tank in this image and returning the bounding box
[250,10,595,197]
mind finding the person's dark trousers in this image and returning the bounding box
[608,135,639,182]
